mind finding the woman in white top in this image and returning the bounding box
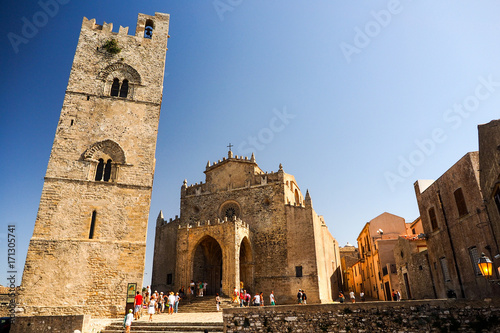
[148,296,156,321]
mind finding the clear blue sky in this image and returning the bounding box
[2,1,500,286]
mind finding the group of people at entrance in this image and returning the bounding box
[189,280,208,296]
[233,286,276,307]
[130,286,182,324]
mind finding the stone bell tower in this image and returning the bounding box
[18,13,169,317]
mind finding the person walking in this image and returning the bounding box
[339,291,345,303]
[123,309,133,333]
[269,291,276,305]
[148,295,156,322]
[259,292,264,306]
[240,289,246,307]
[360,290,365,302]
[349,290,356,303]
[297,289,303,304]
[252,292,261,306]
[168,292,176,315]
[133,291,143,320]
[216,293,221,311]
[174,292,181,313]
[302,290,307,305]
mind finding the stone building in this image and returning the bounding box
[393,218,435,300]
[414,149,499,299]
[152,151,340,304]
[357,212,407,301]
[478,119,500,279]
[339,244,359,294]
[18,13,170,317]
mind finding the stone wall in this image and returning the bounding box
[10,315,89,333]
[223,299,500,333]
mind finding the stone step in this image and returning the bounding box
[102,322,223,333]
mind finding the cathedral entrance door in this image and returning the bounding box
[193,236,223,296]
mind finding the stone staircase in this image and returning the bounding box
[178,295,239,313]
[101,321,224,333]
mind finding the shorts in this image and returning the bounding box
[134,305,141,313]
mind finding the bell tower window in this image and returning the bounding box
[95,159,105,181]
[103,159,112,181]
[119,79,129,98]
[110,78,120,96]
[144,19,154,39]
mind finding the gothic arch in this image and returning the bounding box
[239,236,254,293]
[83,140,126,164]
[191,235,223,295]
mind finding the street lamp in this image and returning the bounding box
[477,253,494,279]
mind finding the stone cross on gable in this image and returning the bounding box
[227,143,233,151]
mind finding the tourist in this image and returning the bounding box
[198,281,204,297]
[159,292,165,313]
[252,292,261,306]
[360,290,365,302]
[203,281,208,295]
[245,291,251,307]
[396,290,401,301]
[190,280,195,295]
[349,290,355,303]
[179,286,186,298]
[134,291,143,320]
[123,309,133,333]
[148,295,156,321]
[302,290,307,305]
[269,291,276,305]
[339,291,345,303]
[174,292,181,313]
[240,289,246,307]
[216,293,221,311]
[168,291,176,315]
[147,285,151,296]
[260,292,264,306]
[233,286,239,303]
[297,289,303,304]
[392,289,397,301]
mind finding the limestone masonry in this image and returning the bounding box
[18,13,170,317]
[152,150,341,304]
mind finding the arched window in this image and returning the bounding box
[119,79,128,98]
[103,159,112,181]
[294,189,300,205]
[95,159,105,181]
[144,19,154,39]
[89,211,97,239]
[110,78,120,96]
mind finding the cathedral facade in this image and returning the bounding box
[152,151,341,304]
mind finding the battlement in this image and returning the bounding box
[81,12,170,40]
[179,216,250,230]
[205,151,258,172]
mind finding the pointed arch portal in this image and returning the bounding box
[192,236,222,296]
[239,237,254,293]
